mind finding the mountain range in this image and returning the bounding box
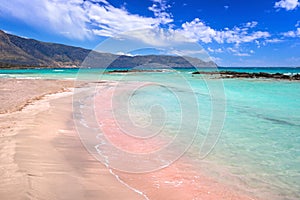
[0,30,216,69]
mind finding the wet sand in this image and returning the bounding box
[0,78,257,200]
[0,79,144,200]
[94,81,257,200]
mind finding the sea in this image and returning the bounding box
[1,67,299,199]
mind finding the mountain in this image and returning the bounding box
[0,30,216,69]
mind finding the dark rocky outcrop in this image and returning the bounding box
[192,71,300,80]
[105,69,166,73]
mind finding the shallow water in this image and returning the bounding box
[2,67,300,199]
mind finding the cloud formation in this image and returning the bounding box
[0,0,273,48]
[179,18,270,45]
[148,0,173,24]
[283,28,300,37]
[87,2,157,37]
[0,0,161,40]
[0,0,92,39]
[274,0,300,10]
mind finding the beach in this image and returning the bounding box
[0,75,299,200]
[1,0,299,198]
[0,78,144,200]
[0,78,253,200]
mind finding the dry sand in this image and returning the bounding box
[0,78,144,200]
[0,79,74,114]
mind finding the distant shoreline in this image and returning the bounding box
[1,64,299,70]
[1,67,300,82]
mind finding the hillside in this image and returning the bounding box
[0,30,216,68]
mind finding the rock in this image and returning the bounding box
[292,74,300,80]
[191,71,299,81]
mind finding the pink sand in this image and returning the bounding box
[93,81,257,200]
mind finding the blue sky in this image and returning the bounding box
[0,0,300,67]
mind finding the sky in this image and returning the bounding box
[0,0,300,67]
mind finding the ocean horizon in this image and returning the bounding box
[1,67,300,79]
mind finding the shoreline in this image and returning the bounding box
[92,81,257,200]
[0,78,145,200]
[0,78,273,199]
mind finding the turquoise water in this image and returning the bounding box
[1,67,299,79]
[1,67,300,199]
[207,79,300,199]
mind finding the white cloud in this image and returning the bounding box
[2,30,13,34]
[169,49,207,56]
[244,21,258,28]
[282,28,300,37]
[180,18,216,43]
[234,53,251,57]
[227,47,238,53]
[0,0,272,50]
[0,0,92,39]
[274,0,299,10]
[227,47,252,57]
[179,18,270,45]
[210,56,222,63]
[265,38,283,43]
[224,5,229,10]
[87,2,157,37]
[148,0,173,24]
[116,51,134,56]
[207,47,223,53]
[207,47,214,52]
[255,40,261,48]
[215,48,223,53]
[181,18,270,44]
[0,0,161,40]
[283,31,297,37]
[117,28,193,46]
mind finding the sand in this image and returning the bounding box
[93,81,256,200]
[0,79,74,114]
[0,78,143,200]
[0,78,256,200]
